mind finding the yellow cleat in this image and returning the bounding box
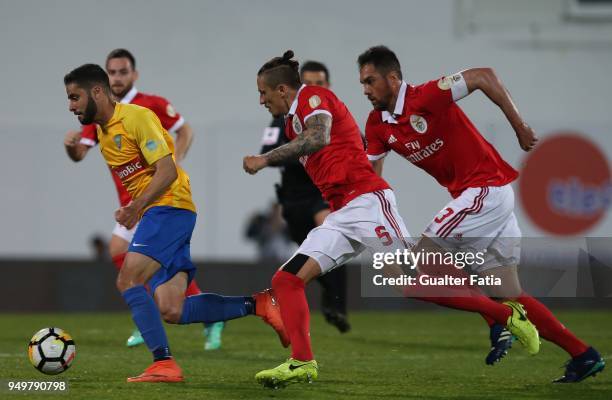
[255,358,318,389]
[503,301,540,355]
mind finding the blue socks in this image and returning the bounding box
[122,285,171,361]
[179,293,255,324]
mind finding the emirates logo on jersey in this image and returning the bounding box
[405,138,444,163]
[112,155,147,182]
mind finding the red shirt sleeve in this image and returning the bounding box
[295,87,334,125]
[365,113,389,160]
[412,73,469,113]
[79,124,98,147]
[146,95,184,132]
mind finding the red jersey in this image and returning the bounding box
[365,75,518,198]
[79,87,185,206]
[285,85,389,211]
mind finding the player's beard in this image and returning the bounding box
[79,96,98,125]
[111,83,132,101]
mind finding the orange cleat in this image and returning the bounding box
[126,358,184,383]
[254,289,290,348]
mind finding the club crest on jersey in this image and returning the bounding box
[113,134,122,150]
[437,74,462,90]
[308,95,321,108]
[166,104,176,118]
[292,116,303,134]
[409,115,428,134]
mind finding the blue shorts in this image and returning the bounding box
[128,206,197,294]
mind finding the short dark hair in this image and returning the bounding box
[106,48,136,70]
[64,63,111,92]
[300,60,330,83]
[258,50,301,89]
[357,45,402,80]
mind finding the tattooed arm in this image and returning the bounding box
[243,113,332,175]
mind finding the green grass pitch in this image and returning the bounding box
[0,310,610,400]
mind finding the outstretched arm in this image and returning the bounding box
[243,113,332,174]
[461,68,538,151]
[371,158,385,176]
[173,122,194,164]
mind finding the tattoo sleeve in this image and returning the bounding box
[262,113,332,166]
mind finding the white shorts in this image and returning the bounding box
[423,184,521,271]
[294,189,413,274]
[111,222,138,243]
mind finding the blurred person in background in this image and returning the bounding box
[89,234,110,262]
[245,202,296,263]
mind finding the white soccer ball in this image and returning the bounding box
[28,327,76,375]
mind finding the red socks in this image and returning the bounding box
[516,293,588,357]
[404,279,512,324]
[111,253,126,271]
[184,280,202,297]
[271,271,313,361]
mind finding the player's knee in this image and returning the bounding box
[158,303,182,324]
[115,264,146,293]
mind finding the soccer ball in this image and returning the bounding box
[28,327,76,375]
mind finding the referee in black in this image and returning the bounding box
[259,61,350,333]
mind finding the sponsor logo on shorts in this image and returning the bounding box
[519,132,611,235]
[112,155,147,182]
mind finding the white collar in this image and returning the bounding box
[381,81,407,124]
[120,87,138,104]
[287,84,306,116]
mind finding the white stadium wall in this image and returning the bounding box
[0,0,611,259]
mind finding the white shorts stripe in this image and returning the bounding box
[440,187,488,238]
[437,187,488,238]
[374,190,409,248]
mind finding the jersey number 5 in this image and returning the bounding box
[375,226,393,246]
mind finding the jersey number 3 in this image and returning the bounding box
[434,207,454,224]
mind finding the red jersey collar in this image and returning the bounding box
[287,84,307,116]
[120,87,138,104]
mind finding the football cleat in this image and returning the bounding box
[323,309,351,333]
[127,358,184,383]
[486,324,514,365]
[553,347,606,383]
[254,289,290,347]
[204,321,225,351]
[503,301,540,355]
[126,329,144,347]
[255,358,318,389]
